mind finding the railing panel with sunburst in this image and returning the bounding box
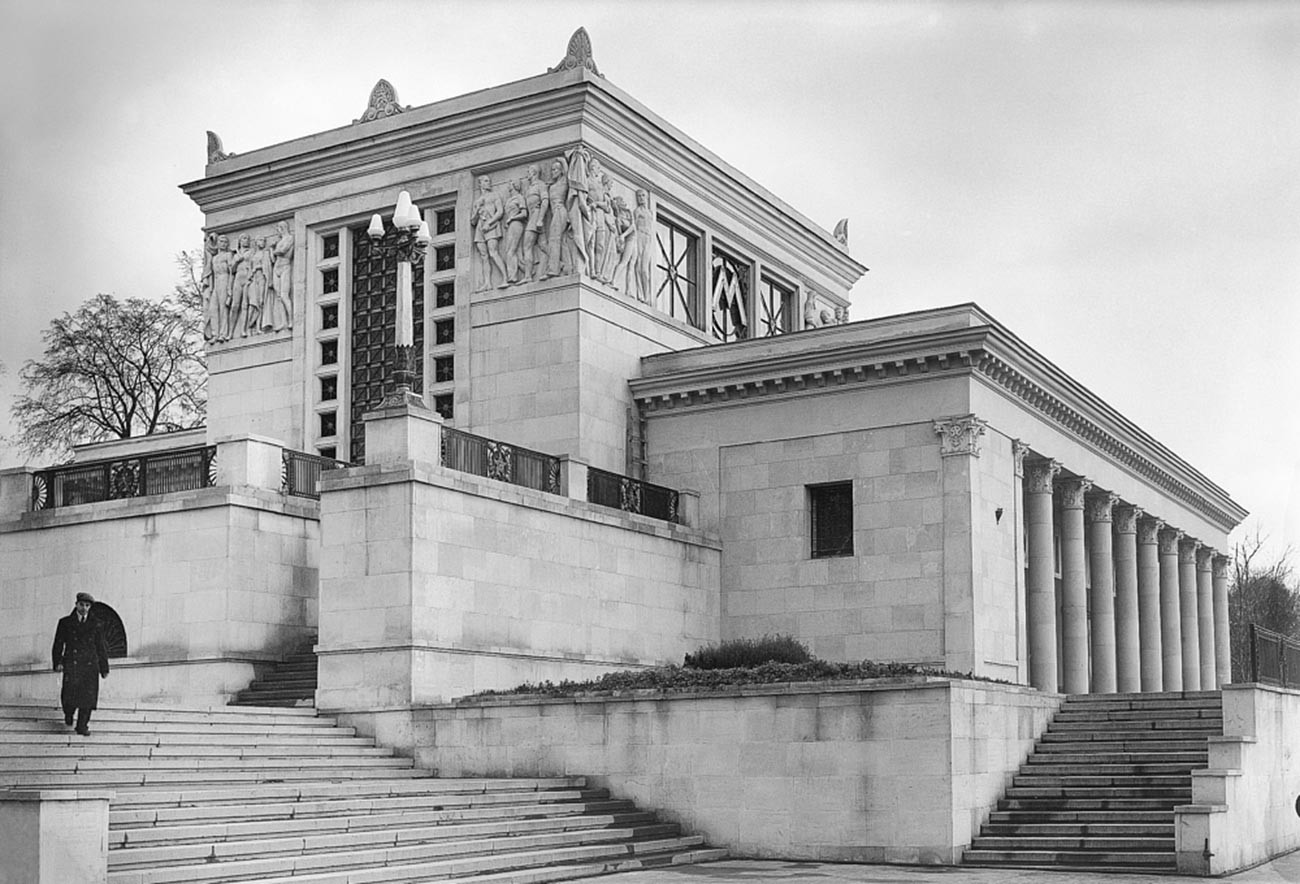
[30,446,217,511]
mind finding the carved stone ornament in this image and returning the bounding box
[1196,546,1215,571]
[1179,537,1201,565]
[1158,528,1184,556]
[1137,517,1165,546]
[548,27,603,77]
[201,220,293,344]
[354,79,407,124]
[1012,440,1030,477]
[1213,555,1230,580]
[1056,477,1094,510]
[933,415,988,458]
[1024,459,1061,494]
[206,130,234,163]
[833,218,849,248]
[1085,491,1120,523]
[1114,504,1142,534]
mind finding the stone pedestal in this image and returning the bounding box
[0,790,112,884]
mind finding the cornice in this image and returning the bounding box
[630,303,1247,533]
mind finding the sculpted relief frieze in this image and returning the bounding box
[202,221,294,344]
[470,149,651,302]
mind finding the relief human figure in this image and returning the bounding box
[587,160,613,282]
[501,179,528,284]
[598,184,624,284]
[541,157,570,280]
[200,232,219,341]
[609,195,635,294]
[803,292,821,329]
[470,175,508,290]
[631,189,653,304]
[564,145,592,277]
[229,233,254,338]
[247,235,272,334]
[271,221,294,330]
[521,164,548,281]
[209,234,234,341]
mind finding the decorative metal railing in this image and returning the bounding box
[1248,623,1300,689]
[30,446,217,511]
[587,466,680,523]
[440,427,562,495]
[282,449,351,500]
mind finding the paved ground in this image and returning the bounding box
[594,856,1300,884]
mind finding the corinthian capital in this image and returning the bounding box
[1012,440,1031,477]
[1178,537,1201,564]
[1056,477,1094,510]
[1024,459,1061,494]
[1086,491,1120,524]
[1115,505,1142,535]
[1213,554,1230,580]
[1158,527,1184,556]
[1138,516,1165,545]
[933,414,988,457]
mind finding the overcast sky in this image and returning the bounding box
[1,1,1296,560]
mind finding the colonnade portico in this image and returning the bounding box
[1020,455,1231,694]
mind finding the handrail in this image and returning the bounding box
[282,449,351,500]
[1248,623,1300,689]
[440,427,561,495]
[586,466,680,523]
[30,446,217,511]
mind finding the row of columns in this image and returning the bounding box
[1022,457,1231,694]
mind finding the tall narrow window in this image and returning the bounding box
[653,217,699,328]
[710,250,750,342]
[810,482,854,558]
[757,276,794,337]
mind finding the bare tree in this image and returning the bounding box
[1229,528,1299,682]
[11,258,207,459]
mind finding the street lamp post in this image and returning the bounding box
[368,190,431,408]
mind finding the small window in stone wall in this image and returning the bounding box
[435,281,455,309]
[433,393,453,420]
[319,411,337,438]
[434,355,454,383]
[435,245,455,272]
[320,339,338,365]
[320,375,337,402]
[435,318,455,345]
[322,233,339,260]
[321,303,338,330]
[435,209,456,236]
[810,482,854,558]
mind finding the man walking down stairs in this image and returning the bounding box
[964,691,1222,873]
[0,700,723,884]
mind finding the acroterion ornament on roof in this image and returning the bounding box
[548,27,602,78]
[354,79,408,124]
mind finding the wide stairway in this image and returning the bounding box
[964,690,1221,873]
[229,645,318,707]
[0,701,722,884]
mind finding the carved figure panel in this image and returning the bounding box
[201,219,294,344]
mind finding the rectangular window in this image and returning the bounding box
[318,446,337,460]
[435,209,456,236]
[435,245,455,272]
[435,281,455,309]
[757,276,794,337]
[810,482,854,558]
[321,303,338,330]
[652,216,699,328]
[319,412,337,438]
[433,393,453,420]
[320,376,337,402]
[321,267,339,294]
[320,339,338,366]
[435,318,454,345]
[322,233,339,260]
[709,249,750,342]
[434,355,454,383]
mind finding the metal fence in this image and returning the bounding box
[1248,623,1300,689]
[440,427,561,495]
[30,446,217,511]
[282,450,351,500]
[587,466,680,523]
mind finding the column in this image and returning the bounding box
[1179,537,1202,691]
[1212,554,1232,686]
[1012,441,1031,686]
[1197,548,1217,689]
[1025,459,1061,692]
[1086,491,1119,693]
[1158,527,1184,691]
[1058,476,1092,694]
[1136,517,1164,691]
[1113,505,1142,693]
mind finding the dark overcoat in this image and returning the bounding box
[51,610,110,710]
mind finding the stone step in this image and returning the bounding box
[1003,786,1190,801]
[1034,737,1208,751]
[998,796,1183,811]
[0,703,323,723]
[1011,773,1190,788]
[106,833,709,884]
[987,808,1171,824]
[1051,710,1222,723]
[0,766,436,788]
[110,818,684,871]
[10,742,392,759]
[0,754,413,773]
[0,730,370,747]
[963,848,1176,868]
[1061,690,1220,703]
[980,822,1172,837]
[1046,719,1220,732]
[1026,751,1205,766]
[969,835,1173,851]
[0,719,355,737]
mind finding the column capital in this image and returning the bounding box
[1115,504,1143,534]
[1213,554,1231,580]
[1056,477,1094,510]
[1179,537,1201,564]
[1196,546,1215,571]
[1086,491,1120,523]
[1012,440,1031,477]
[1024,459,1061,493]
[1137,516,1165,545]
[933,414,988,457]
[1158,526,1184,556]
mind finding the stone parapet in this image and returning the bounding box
[0,789,112,884]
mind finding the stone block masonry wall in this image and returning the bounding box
[316,461,720,709]
[0,488,319,704]
[415,679,1059,864]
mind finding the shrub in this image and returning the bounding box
[683,634,813,669]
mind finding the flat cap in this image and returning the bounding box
[75,592,95,604]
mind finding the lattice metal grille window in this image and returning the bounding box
[710,250,750,342]
[653,217,699,328]
[810,482,854,558]
[433,394,453,420]
[758,276,793,337]
[348,223,425,464]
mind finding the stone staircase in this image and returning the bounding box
[964,690,1222,872]
[230,645,318,707]
[0,701,723,883]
